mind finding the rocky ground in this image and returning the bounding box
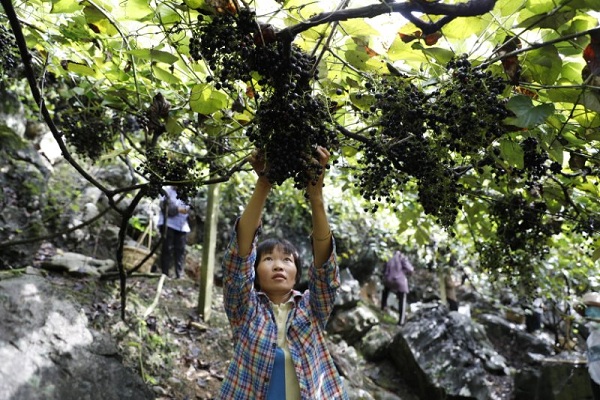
[58,272,234,400]
[17,254,589,400]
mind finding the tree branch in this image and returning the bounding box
[481,26,600,68]
[278,0,498,41]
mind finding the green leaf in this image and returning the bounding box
[565,0,600,11]
[519,10,576,30]
[546,138,564,164]
[579,92,600,113]
[523,0,555,15]
[523,46,562,85]
[579,181,599,196]
[128,49,179,65]
[183,0,205,9]
[593,239,600,262]
[125,0,154,19]
[493,0,527,17]
[63,62,97,77]
[152,65,181,84]
[561,131,587,146]
[165,116,184,136]
[505,95,555,128]
[339,20,379,37]
[499,138,524,169]
[542,185,565,213]
[51,0,83,13]
[190,84,228,115]
[442,16,490,39]
[342,145,358,157]
[349,92,375,110]
[420,46,455,66]
[387,37,428,64]
[560,61,585,84]
[344,49,371,70]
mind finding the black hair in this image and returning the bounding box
[254,238,302,291]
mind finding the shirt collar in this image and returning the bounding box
[257,289,302,304]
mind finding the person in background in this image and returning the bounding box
[581,292,600,400]
[218,146,348,399]
[524,297,544,333]
[444,269,467,312]
[157,185,190,279]
[381,250,414,325]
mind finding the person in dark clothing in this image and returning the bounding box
[382,250,414,325]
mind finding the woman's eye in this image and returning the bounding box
[284,257,293,262]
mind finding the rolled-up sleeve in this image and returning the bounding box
[308,236,340,328]
[222,219,261,336]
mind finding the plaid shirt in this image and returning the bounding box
[218,223,349,400]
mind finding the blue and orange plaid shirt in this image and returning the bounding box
[218,223,349,400]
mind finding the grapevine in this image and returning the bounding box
[479,192,562,287]
[354,55,509,227]
[0,24,19,77]
[190,8,336,189]
[141,148,199,201]
[54,103,116,161]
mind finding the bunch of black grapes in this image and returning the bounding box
[355,55,509,227]
[244,39,336,188]
[189,9,257,89]
[490,193,559,254]
[0,24,19,76]
[246,89,335,188]
[479,193,561,285]
[141,149,199,200]
[520,137,548,183]
[427,55,509,154]
[54,104,116,161]
[189,8,335,188]
[357,78,460,227]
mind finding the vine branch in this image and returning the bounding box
[278,0,498,42]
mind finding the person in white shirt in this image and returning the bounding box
[157,186,190,279]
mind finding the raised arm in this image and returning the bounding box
[307,146,333,267]
[237,152,272,257]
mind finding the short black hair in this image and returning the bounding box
[254,238,302,290]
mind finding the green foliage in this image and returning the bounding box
[4,0,600,298]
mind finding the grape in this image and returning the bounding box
[0,24,20,76]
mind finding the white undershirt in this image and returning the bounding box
[272,301,301,399]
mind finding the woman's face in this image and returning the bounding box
[255,245,297,301]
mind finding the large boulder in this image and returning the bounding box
[0,272,154,400]
[389,304,510,400]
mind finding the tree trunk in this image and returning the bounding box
[198,182,220,321]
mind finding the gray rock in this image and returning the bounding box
[0,274,153,400]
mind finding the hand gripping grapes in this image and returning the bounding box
[218,146,349,399]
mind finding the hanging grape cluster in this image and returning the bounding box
[140,149,199,200]
[54,104,116,161]
[246,90,335,188]
[491,194,559,253]
[355,55,509,227]
[0,24,19,76]
[431,55,509,153]
[189,8,336,188]
[520,137,548,185]
[189,10,257,89]
[479,192,562,285]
